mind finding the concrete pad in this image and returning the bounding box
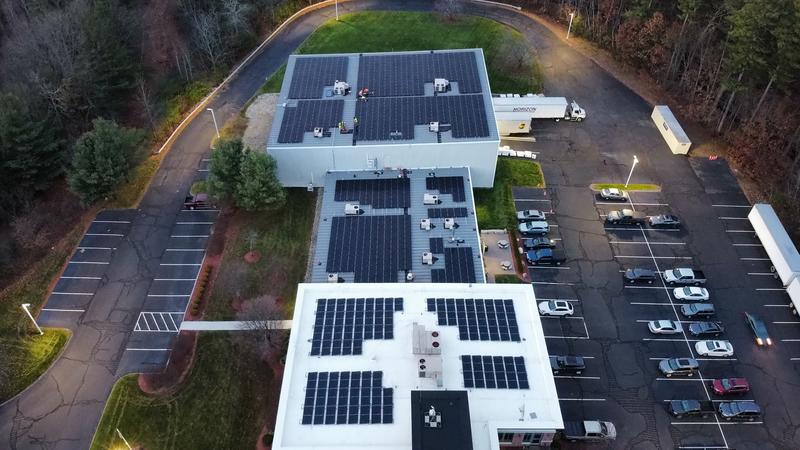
[480,230,517,282]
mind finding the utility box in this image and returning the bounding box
[651,105,691,154]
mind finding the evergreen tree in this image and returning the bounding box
[68,118,145,204]
[207,138,246,203]
[235,151,286,211]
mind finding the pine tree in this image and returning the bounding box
[235,151,286,211]
[207,138,246,204]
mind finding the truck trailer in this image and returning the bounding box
[493,94,586,135]
[748,203,800,287]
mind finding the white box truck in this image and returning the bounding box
[748,203,800,287]
[493,94,586,135]
[651,105,691,154]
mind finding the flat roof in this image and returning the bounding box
[273,283,563,450]
[310,167,485,283]
[268,49,498,148]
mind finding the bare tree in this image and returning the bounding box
[495,35,532,73]
[222,0,251,35]
[434,0,463,22]
[135,76,157,130]
[235,295,287,361]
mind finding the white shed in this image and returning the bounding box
[651,105,691,154]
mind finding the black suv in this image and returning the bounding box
[689,321,725,337]
[526,248,566,266]
[718,402,761,421]
[668,400,715,418]
[550,356,585,375]
[521,237,556,250]
[624,268,657,284]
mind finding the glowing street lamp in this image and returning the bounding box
[566,12,575,39]
[625,155,640,188]
[21,303,43,335]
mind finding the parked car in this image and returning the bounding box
[663,268,707,286]
[695,340,734,357]
[744,312,772,346]
[673,286,710,302]
[680,303,715,318]
[667,400,715,418]
[605,209,647,226]
[599,188,628,201]
[550,356,585,374]
[689,321,725,337]
[712,378,751,396]
[516,209,546,221]
[527,248,566,266]
[649,214,681,229]
[718,401,761,421]
[518,221,550,236]
[659,358,700,377]
[562,420,617,442]
[648,320,683,334]
[623,268,657,284]
[538,300,574,316]
[522,237,556,250]
[184,193,211,210]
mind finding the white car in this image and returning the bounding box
[516,209,546,221]
[648,320,683,334]
[599,188,628,201]
[538,300,574,317]
[674,286,710,302]
[695,340,734,357]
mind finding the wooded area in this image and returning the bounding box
[524,0,800,238]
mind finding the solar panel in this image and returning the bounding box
[428,207,468,218]
[326,215,411,282]
[354,95,489,142]
[426,176,466,202]
[302,371,393,424]
[278,100,344,143]
[289,57,348,99]
[427,298,520,341]
[357,52,482,97]
[311,298,401,356]
[431,247,476,283]
[461,355,529,389]
[429,238,444,254]
[334,178,411,209]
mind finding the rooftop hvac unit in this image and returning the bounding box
[422,252,434,265]
[344,204,361,215]
[423,194,440,205]
[444,218,455,229]
[313,127,324,138]
[433,78,449,93]
[333,80,350,96]
[406,272,415,282]
[429,121,439,132]
[420,218,432,230]
[327,273,339,283]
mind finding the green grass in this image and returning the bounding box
[590,183,661,191]
[260,65,286,94]
[190,180,207,196]
[475,159,544,230]
[260,11,543,94]
[494,274,527,284]
[0,328,70,402]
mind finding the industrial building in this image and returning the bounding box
[272,283,563,450]
[267,49,500,188]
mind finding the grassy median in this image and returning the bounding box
[475,158,545,230]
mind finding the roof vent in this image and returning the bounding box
[444,218,455,229]
[406,272,415,282]
[327,273,340,283]
[434,78,449,93]
[420,219,432,230]
[429,121,439,132]
[423,194,440,205]
[345,203,362,215]
[333,80,350,96]
[422,252,434,265]
[424,406,442,428]
[313,127,325,138]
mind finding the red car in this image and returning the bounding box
[712,378,750,396]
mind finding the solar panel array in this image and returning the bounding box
[327,215,411,282]
[429,237,444,254]
[426,298,521,341]
[334,178,411,208]
[278,100,344,143]
[431,247,476,283]
[311,298,402,356]
[461,355,530,389]
[426,176,466,202]
[428,207,468,218]
[357,52,482,97]
[289,57,348,99]
[302,371,393,424]
[354,95,489,141]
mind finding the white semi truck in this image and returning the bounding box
[493,94,586,135]
[748,203,800,314]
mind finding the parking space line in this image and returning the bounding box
[160,263,203,266]
[755,288,784,291]
[528,266,571,270]
[780,339,800,342]
[615,255,693,259]
[656,377,714,382]
[764,304,791,307]
[740,257,770,261]
[605,227,681,232]
[165,248,206,252]
[197,169,209,172]
[625,285,663,289]
[531,281,574,285]
[772,321,799,324]
[93,220,131,224]
[630,302,673,306]
[61,276,102,280]
[610,241,686,245]
[540,316,585,320]
[672,421,763,426]
[41,308,85,312]
[77,246,114,250]
[147,294,191,298]
[558,398,606,401]
[791,357,800,361]
[733,243,762,247]
[636,319,701,324]
[643,338,701,342]
[68,261,109,265]
[154,278,197,281]
[544,336,589,340]
[712,204,750,208]
[596,202,668,206]
[554,375,601,380]
[649,356,737,361]
[748,272,776,276]
[725,229,754,233]
[537,298,580,302]
[85,233,124,236]
[663,399,755,404]
[718,217,749,220]
[176,222,214,225]
[170,235,210,238]
[678,447,728,450]
[180,209,219,212]
[126,348,171,351]
[515,198,550,202]
[52,292,94,295]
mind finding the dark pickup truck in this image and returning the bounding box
[667,400,716,418]
[605,209,648,225]
[550,356,585,375]
[526,248,566,266]
[562,420,616,441]
[184,193,212,210]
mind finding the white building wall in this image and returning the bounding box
[269,140,499,188]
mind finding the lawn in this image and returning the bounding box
[475,158,545,230]
[261,11,543,94]
[0,328,70,402]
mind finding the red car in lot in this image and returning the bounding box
[712,378,750,395]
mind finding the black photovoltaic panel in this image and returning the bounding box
[427,298,521,341]
[461,355,529,389]
[327,215,411,282]
[426,176,466,202]
[289,57,348,99]
[302,371,393,425]
[278,100,344,143]
[310,298,402,356]
[334,178,411,209]
[429,238,444,254]
[357,52,482,97]
[354,95,489,141]
[428,207,468,218]
[431,247,476,283]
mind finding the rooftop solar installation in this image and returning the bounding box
[357,52,482,97]
[461,355,529,389]
[310,298,403,356]
[278,100,344,143]
[429,238,444,254]
[431,247,477,283]
[334,178,411,209]
[427,207,468,218]
[326,215,411,282]
[289,56,348,99]
[426,176,466,202]
[426,298,521,341]
[302,371,393,425]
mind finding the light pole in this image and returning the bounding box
[21,303,43,335]
[566,12,575,39]
[116,428,133,450]
[207,108,220,139]
[335,0,339,21]
[624,155,639,188]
